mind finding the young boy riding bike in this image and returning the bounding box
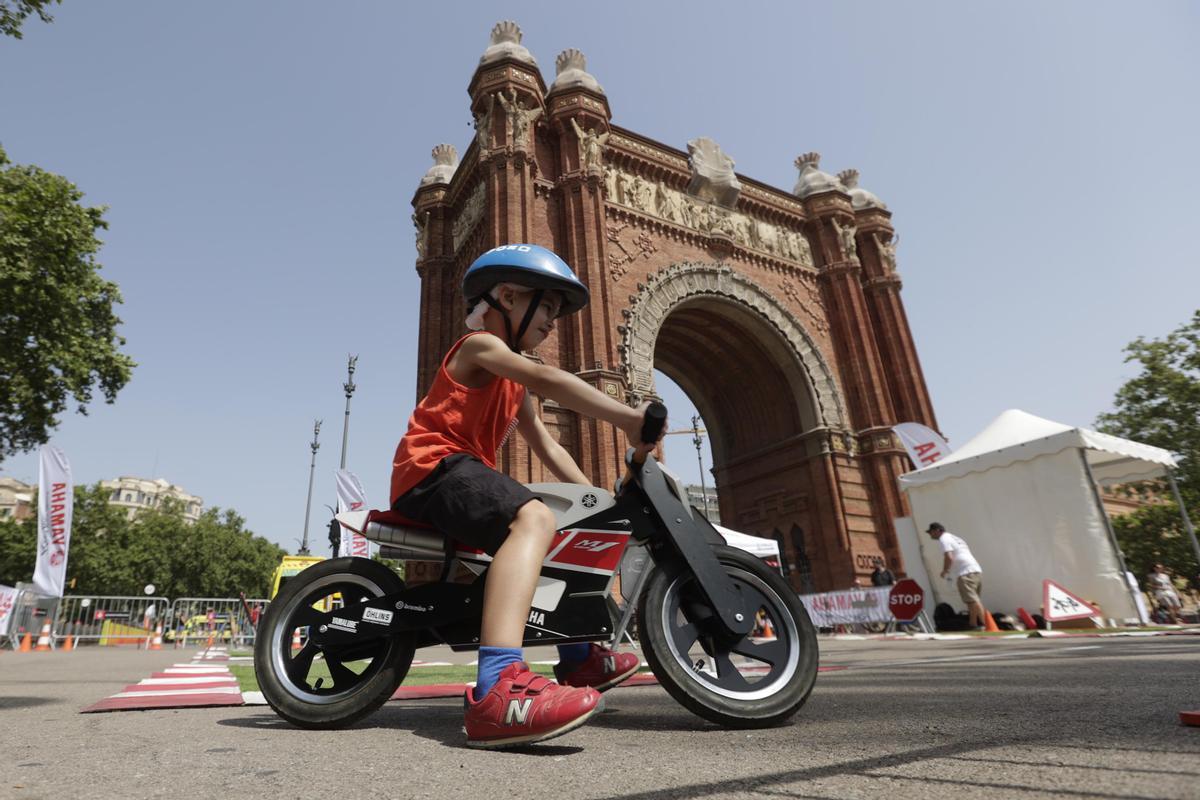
[389,243,661,748]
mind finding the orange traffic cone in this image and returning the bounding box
[34,622,53,651]
[62,633,74,652]
[149,623,163,650]
[984,610,1000,633]
[291,627,302,650]
[762,618,775,638]
[18,630,32,652]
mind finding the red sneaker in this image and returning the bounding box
[554,644,640,692]
[464,662,601,749]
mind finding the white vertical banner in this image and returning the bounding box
[33,445,73,598]
[335,469,371,559]
[893,422,952,469]
[0,584,18,638]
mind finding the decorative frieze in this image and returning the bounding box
[452,182,486,253]
[602,164,814,267]
[606,221,658,281]
[412,211,429,259]
[607,133,689,170]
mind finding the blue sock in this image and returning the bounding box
[557,643,591,664]
[474,646,523,701]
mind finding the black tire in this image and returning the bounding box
[253,557,415,729]
[637,545,818,728]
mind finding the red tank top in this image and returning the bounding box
[390,332,526,503]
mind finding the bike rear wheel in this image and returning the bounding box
[637,545,818,728]
[254,557,415,729]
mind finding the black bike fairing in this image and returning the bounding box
[305,493,652,652]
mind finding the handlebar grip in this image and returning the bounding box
[640,402,668,444]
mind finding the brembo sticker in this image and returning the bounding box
[362,608,394,626]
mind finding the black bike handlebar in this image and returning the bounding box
[640,401,668,445]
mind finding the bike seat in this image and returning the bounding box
[336,509,448,559]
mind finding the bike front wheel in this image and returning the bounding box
[637,545,818,728]
[253,557,415,729]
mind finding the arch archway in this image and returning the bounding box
[619,263,851,591]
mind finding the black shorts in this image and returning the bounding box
[390,453,538,556]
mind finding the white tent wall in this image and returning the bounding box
[905,447,1140,622]
[714,524,781,559]
[893,516,935,605]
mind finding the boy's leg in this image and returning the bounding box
[472,499,555,700]
[479,499,557,647]
[467,499,602,748]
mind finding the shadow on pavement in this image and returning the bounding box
[0,696,56,710]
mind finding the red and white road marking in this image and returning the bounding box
[82,648,244,713]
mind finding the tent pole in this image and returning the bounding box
[1166,471,1200,568]
[1078,450,1144,623]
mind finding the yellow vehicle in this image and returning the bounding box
[270,555,326,600]
[164,613,240,643]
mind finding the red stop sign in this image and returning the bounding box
[888,579,924,622]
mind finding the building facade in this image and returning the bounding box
[409,22,940,591]
[0,477,34,521]
[100,476,203,523]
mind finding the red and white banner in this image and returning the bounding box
[0,584,18,638]
[893,422,952,468]
[335,469,371,559]
[799,586,896,627]
[33,445,73,598]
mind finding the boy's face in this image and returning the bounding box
[501,287,563,350]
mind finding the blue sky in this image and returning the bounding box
[2,2,1197,552]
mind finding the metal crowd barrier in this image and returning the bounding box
[43,594,173,648]
[4,591,272,650]
[166,597,269,649]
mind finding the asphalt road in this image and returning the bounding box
[2,635,1198,800]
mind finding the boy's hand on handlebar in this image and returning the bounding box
[623,401,666,462]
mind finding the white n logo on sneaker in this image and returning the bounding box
[505,698,533,725]
[603,656,615,673]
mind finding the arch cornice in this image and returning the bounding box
[616,262,848,431]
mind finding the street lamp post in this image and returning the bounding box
[339,355,358,470]
[692,414,710,519]
[299,419,322,555]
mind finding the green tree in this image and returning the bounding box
[0,484,285,597]
[1097,310,1200,585]
[0,146,135,462]
[0,0,59,39]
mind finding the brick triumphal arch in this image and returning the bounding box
[409,22,940,590]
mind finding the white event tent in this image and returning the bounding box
[897,409,1183,623]
[715,524,781,560]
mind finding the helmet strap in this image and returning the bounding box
[512,290,545,353]
[480,288,545,352]
[479,293,515,350]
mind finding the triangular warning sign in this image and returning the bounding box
[1042,580,1101,622]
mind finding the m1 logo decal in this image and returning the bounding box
[546,529,630,573]
[574,539,621,553]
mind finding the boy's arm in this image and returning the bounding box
[516,394,591,485]
[464,333,653,448]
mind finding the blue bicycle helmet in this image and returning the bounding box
[463,244,589,318]
[462,244,590,351]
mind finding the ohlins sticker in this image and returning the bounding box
[362,608,394,626]
[330,617,358,632]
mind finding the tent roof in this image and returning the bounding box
[899,409,1177,489]
[714,524,780,558]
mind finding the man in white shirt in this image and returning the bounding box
[927,522,985,630]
